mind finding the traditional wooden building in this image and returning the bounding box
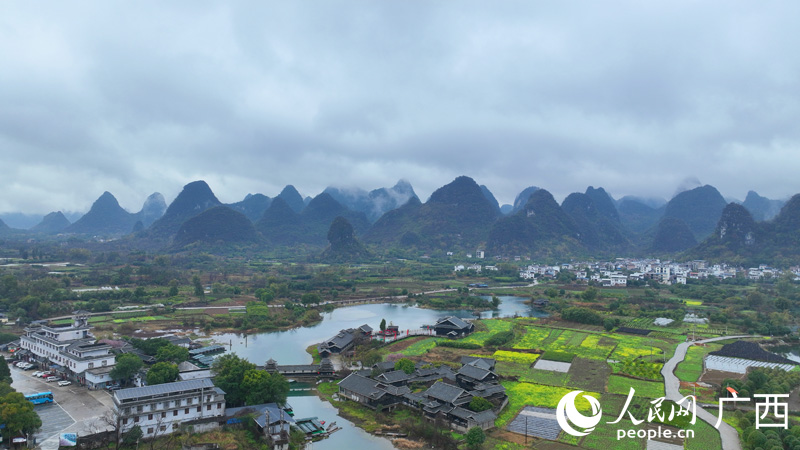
[433,316,474,337]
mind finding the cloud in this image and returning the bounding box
[1,1,800,213]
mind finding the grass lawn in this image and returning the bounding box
[607,375,665,399]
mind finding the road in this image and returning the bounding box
[661,335,751,450]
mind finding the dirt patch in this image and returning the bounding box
[699,369,745,386]
[568,357,611,391]
[789,385,800,411]
[424,345,493,364]
[490,428,529,445]
[598,336,617,347]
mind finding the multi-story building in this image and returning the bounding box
[19,311,116,387]
[113,379,226,439]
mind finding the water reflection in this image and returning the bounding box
[213,296,547,365]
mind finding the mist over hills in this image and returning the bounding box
[2,176,797,264]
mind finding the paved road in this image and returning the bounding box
[661,336,751,450]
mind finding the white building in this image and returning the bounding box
[19,311,116,387]
[114,379,226,440]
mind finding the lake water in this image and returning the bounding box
[208,296,546,448]
[765,344,800,363]
[212,296,547,365]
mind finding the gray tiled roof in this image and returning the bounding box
[457,364,495,381]
[114,378,218,402]
[449,406,497,423]
[425,381,467,404]
[460,356,495,370]
[376,370,412,384]
[435,316,471,329]
[338,373,384,399]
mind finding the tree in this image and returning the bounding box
[168,281,179,297]
[491,296,500,309]
[0,392,42,441]
[123,425,143,446]
[301,292,321,305]
[192,275,204,297]
[468,396,492,412]
[241,370,290,405]
[212,354,256,407]
[146,362,178,385]
[380,318,387,332]
[581,287,598,302]
[156,344,189,364]
[362,350,382,367]
[395,358,415,374]
[465,426,485,449]
[0,355,10,383]
[0,382,14,397]
[110,353,143,384]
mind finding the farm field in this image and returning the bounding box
[498,381,601,428]
[512,325,673,363]
[459,319,514,345]
[607,375,665,398]
[675,343,722,382]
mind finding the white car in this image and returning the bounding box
[57,381,71,387]
[46,377,59,382]
[32,371,44,377]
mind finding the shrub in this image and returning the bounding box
[561,307,602,325]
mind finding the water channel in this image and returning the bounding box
[210,296,547,449]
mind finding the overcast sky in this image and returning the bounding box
[2,1,800,215]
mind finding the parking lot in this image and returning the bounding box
[9,363,114,449]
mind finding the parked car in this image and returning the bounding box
[105,383,121,391]
[46,376,59,382]
[57,381,71,387]
[32,371,44,377]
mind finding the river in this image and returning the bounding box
[209,296,547,448]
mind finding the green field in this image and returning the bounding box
[607,375,665,398]
[512,325,670,362]
[400,337,441,356]
[459,319,513,345]
[675,343,721,382]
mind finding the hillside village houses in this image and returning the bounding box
[18,310,117,388]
